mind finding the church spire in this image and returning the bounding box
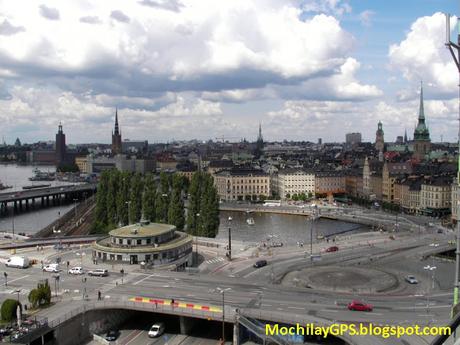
[418,81,425,123]
[258,122,263,142]
[114,108,120,135]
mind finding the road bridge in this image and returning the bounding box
[0,184,97,216]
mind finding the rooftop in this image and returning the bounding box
[109,221,176,238]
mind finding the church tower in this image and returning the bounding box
[112,108,122,155]
[375,121,384,152]
[413,84,431,161]
[55,122,66,167]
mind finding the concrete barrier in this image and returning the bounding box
[92,333,109,345]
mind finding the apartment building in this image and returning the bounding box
[275,169,315,199]
[214,168,270,201]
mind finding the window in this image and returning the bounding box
[147,238,151,245]
[137,239,142,245]
[127,239,131,245]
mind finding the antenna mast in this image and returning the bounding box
[446,12,460,317]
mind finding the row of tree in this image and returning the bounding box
[186,172,220,237]
[92,170,220,238]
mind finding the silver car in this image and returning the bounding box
[405,275,418,284]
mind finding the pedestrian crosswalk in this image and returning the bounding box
[205,257,225,264]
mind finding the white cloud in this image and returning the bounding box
[301,0,352,16]
[39,5,60,21]
[266,97,457,142]
[359,10,375,27]
[389,12,457,96]
[0,0,358,91]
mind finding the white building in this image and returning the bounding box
[275,169,315,199]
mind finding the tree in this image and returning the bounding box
[1,299,21,321]
[106,170,119,228]
[29,280,51,309]
[186,172,202,235]
[168,176,185,230]
[129,173,144,223]
[198,174,220,238]
[142,173,156,222]
[92,170,110,233]
[116,172,131,226]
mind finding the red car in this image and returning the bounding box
[325,246,339,252]
[348,300,373,312]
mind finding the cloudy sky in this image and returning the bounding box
[0,0,458,144]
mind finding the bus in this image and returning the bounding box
[264,200,281,207]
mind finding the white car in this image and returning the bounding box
[148,323,165,338]
[68,267,84,275]
[43,263,60,273]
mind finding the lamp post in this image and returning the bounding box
[446,13,460,316]
[309,206,318,262]
[195,213,200,266]
[4,272,7,286]
[227,216,232,261]
[424,264,437,315]
[216,287,231,344]
[73,198,78,219]
[125,201,131,225]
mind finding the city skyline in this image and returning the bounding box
[0,0,458,144]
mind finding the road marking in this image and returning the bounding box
[124,329,144,345]
[287,306,304,310]
[133,274,155,286]
[367,312,383,315]
[7,275,29,284]
[321,310,338,313]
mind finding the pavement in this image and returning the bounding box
[0,207,455,345]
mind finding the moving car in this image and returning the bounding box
[68,267,84,275]
[347,300,373,312]
[5,256,29,269]
[88,269,108,277]
[325,246,339,252]
[43,263,60,273]
[148,322,165,338]
[105,330,120,341]
[253,260,267,268]
[405,275,418,284]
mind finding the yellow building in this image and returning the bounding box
[214,168,270,201]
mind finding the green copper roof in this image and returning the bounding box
[414,84,430,141]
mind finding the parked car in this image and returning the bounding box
[325,246,339,253]
[253,260,267,268]
[5,256,29,269]
[105,330,120,341]
[347,300,373,312]
[88,269,108,277]
[148,322,165,338]
[405,275,418,284]
[68,267,84,275]
[43,263,60,273]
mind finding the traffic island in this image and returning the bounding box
[281,265,398,294]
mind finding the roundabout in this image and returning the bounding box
[281,265,398,294]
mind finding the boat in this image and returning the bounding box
[29,169,55,181]
[0,181,12,191]
[22,184,52,190]
[246,217,255,225]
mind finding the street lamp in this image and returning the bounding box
[424,264,437,315]
[73,198,78,219]
[195,213,200,266]
[227,216,232,261]
[309,206,318,262]
[125,201,131,225]
[216,287,231,344]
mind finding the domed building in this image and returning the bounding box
[92,220,193,269]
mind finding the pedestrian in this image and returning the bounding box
[66,261,69,269]
[171,298,175,307]
[98,290,101,301]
